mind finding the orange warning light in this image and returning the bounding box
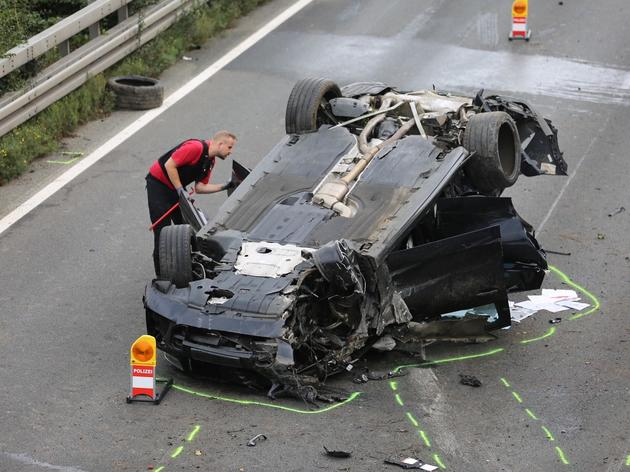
[130,335,156,365]
[512,0,528,17]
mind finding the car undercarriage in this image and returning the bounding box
[144,78,567,401]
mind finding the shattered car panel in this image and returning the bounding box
[144,79,566,398]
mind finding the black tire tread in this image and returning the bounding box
[158,225,193,288]
[108,75,164,110]
[463,111,520,193]
[285,78,341,134]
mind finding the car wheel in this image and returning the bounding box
[463,111,521,193]
[158,224,194,288]
[285,78,341,134]
[107,75,164,110]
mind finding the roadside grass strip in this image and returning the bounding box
[155,424,201,472]
[389,381,446,469]
[500,378,569,466]
[172,384,361,414]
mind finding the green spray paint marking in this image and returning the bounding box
[548,265,601,320]
[433,454,446,469]
[395,393,404,406]
[172,385,360,414]
[541,426,555,441]
[154,467,164,472]
[392,348,505,373]
[187,425,200,442]
[525,408,538,420]
[521,326,556,345]
[502,379,569,464]
[555,447,570,465]
[390,381,398,391]
[170,446,183,458]
[625,454,630,466]
[419,430,432,448]
[406,412,419,427]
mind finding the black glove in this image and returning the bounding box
[222,180,236,191]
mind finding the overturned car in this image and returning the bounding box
[144,78,566,398]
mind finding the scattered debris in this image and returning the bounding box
[597,233,606,240]
[323,446,352,458]
[384,457,438,470]
[459,374,482,387]
[246,434,267,447]
[549,317,562,324]
[194,450,202,456]
[354,369,408,383]
[372,335,397,351]
[182,55,193,61]
[544,249,571,256]
[608,206,625,217]
[60,151,84,157]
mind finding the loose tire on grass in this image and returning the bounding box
[158,224,194,288]
[285,78,341,134]
[463,111,521,194]
[107,75,164,110]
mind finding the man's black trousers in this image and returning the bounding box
[146,175,183,275]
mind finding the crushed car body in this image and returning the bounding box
[144,78,567,399]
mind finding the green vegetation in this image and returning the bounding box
[0,0,268,184]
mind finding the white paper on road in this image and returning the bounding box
[557,300,590,310]
[509,304,538,322]
[541,289,579,300]
[515,299,569,313]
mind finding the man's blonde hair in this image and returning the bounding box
[213,130,237,142]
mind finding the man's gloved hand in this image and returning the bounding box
[176,186,192,203]
[222,180,236,192]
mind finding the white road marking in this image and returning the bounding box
[537,115,612,234]
[2,452,89,472]
[0,0,314,237]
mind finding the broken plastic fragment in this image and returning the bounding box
[384,457,438,470]
[323,446,352,458]
[247,434,267,447]
[549,317,562,324]
[459,374,482,387]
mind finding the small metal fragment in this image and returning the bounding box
[549,317,562,324]
[608,206,625,217]
[247,434,267,447]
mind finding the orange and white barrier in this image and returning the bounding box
[509,0,531,41]
[128,335,166,403]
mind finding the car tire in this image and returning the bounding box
[158,224,194,288]
[107,75,164,110]
[463,111,521,193]
[285,78,341,134]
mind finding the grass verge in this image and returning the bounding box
[0,0,268,185]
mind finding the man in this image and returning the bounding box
[146,130,237,275]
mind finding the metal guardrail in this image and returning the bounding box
[0,0,205,138]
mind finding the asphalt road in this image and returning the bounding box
[1,1,629,471]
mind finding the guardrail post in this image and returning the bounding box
[117,5,129,22]
[58,40,70,57]
[88,0,101,39]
